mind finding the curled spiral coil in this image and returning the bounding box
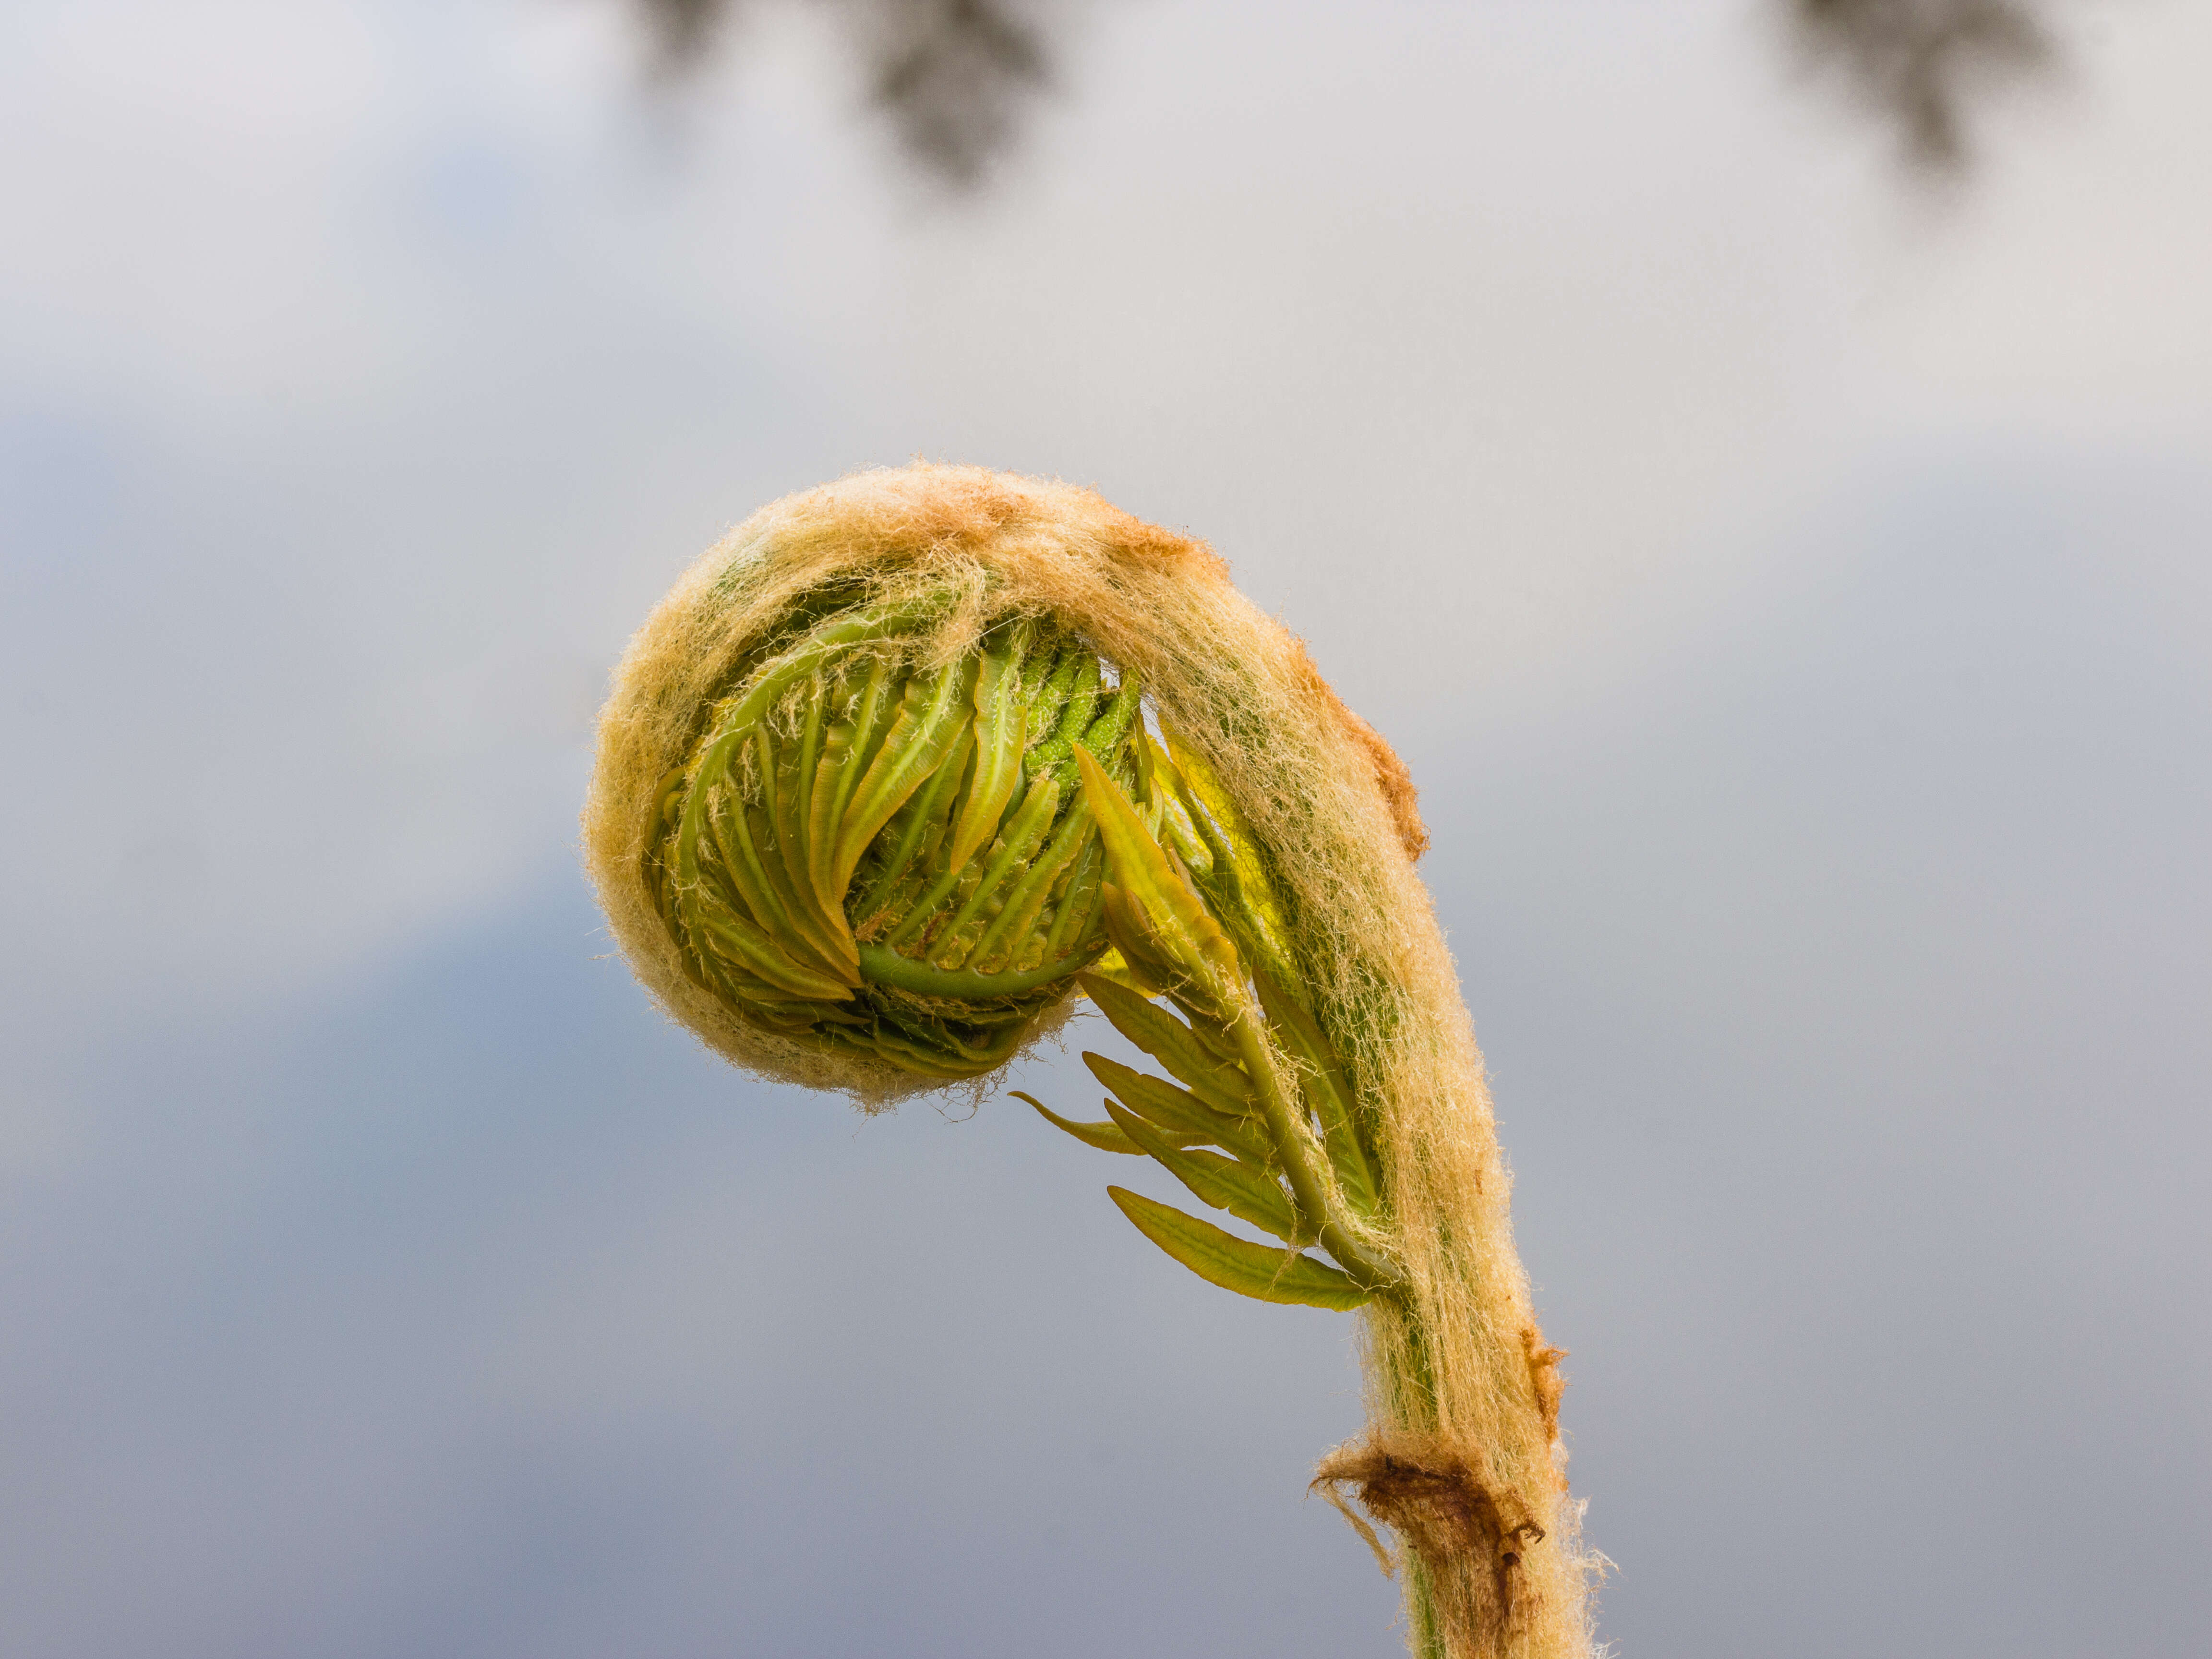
[590,464,1595,1659]
[645,598,1144,1078]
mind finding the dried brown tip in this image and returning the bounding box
[1313,1431,1550,1651]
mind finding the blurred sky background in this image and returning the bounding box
[3,1,2209,1655]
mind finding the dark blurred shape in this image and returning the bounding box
[631,0,2067,187]
[1789,0,2056,168]
[640,0,729,73]
[636,0,1055,186]
[863,0,1049,187]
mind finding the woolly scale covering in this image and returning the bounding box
[583,464,1596,1659]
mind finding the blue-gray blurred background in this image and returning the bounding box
[3,2,2207,1655]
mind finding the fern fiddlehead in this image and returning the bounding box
[585,464,1599,1659]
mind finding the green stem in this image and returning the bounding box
[1226,1011,1397,1289]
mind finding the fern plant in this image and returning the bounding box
[586,464,1598,1659]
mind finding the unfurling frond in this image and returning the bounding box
[584,465,1594,1659]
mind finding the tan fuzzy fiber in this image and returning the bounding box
[582,463,1596,1659]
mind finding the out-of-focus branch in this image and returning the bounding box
[635,0,1054,186]
[639,0,729,74]
[628,0,2070,188]
[866,0,1048,187]
[1788,0,2058,169]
